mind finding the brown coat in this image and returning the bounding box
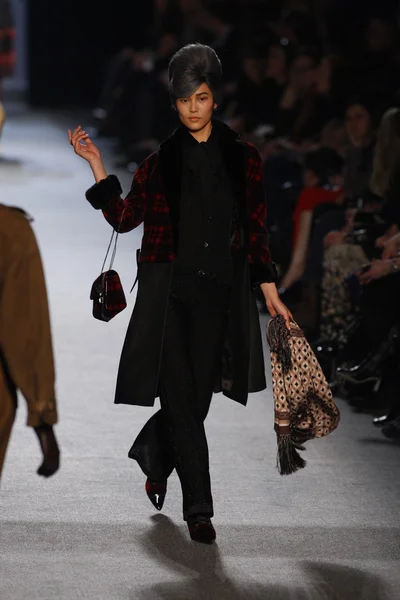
[0,205,57,474]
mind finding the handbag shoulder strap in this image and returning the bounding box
[100,206,127,274]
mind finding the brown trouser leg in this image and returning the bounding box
[0,371,17,479]
[0,392,16,478]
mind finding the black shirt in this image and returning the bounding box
[174,125,235,284]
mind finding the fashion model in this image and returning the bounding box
[69,44,291,544]
[0,205,60,480]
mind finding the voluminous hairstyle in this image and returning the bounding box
[168,43,222,104]
[370,107,400,197]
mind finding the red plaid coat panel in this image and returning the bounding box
[85,139,275,279]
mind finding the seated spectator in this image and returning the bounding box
[274,46,334,147]
[226,38,290,137]
[357,16,400,114]
[91,0,182,147]
[320,119,347,158]
[334,243,400,427]
[268,6,320,49]
[278,147,344,295]
[224,44,269,135]
[370,107,400,232]
[343,97,376,200]
[311,105,400,376]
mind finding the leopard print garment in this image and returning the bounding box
[320,243,368,347]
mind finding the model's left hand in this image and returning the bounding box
[357,259,392,284]
[261,283,293,328]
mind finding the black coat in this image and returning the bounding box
[86,121,276,407]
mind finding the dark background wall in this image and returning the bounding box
[25,0,400,108]
[27,0,154,107]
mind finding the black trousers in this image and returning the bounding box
[129,271,231,519]
[359,274,400,345]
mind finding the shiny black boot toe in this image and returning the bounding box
[145,478,167,511]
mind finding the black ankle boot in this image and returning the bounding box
[145,479,167,511]
[187,515,216,544]
[336,330,397,384]
[373,409,398,427]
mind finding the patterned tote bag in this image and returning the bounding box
[267,314,340,475]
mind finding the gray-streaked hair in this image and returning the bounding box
[168,43,222,104]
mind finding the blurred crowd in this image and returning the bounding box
[88,0,400,438]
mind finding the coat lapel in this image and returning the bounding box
[158,128,183,254]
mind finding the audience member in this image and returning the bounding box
[274,46,333,146]
[370,107,400,232]
[343,97,376,199]
[278,146,344,295]
[228,38,290,137]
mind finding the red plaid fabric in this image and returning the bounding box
[102,144,271,267]
[244,142,272,267]
[0,28,15,78]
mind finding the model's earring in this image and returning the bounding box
[213,104,218,111]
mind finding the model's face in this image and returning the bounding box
[175,83,216,132]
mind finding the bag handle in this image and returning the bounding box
[100,206,127,275]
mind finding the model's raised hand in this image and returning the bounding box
[68,125,101,163]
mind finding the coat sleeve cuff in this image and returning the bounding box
[26,400,58,427]
[85,174,123,209]
[249,262,278,287]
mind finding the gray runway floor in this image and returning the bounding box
[0,108,399,600]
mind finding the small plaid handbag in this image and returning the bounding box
[267,314,340,475]
[90,211,127,322]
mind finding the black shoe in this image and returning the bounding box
[145,478,167,511]
[187,515,216,544]
[373,412,397,427]
[382,417,400,439]
[336,331,397,383]
[311,339,339,383]
[336,353,379,382]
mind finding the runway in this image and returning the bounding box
[0,106,399,600]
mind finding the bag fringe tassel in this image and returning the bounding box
[276,433,307,475]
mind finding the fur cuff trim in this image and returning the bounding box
[85,174,122,209]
